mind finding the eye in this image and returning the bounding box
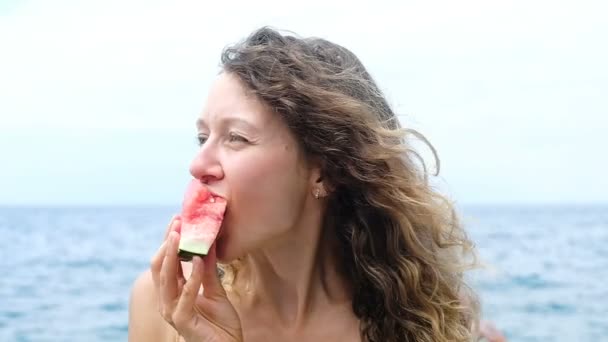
[196,134,208,146]
[228,132,249,143]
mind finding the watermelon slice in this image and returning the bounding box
[177,179,227,261]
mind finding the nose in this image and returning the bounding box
[189,143,224,184]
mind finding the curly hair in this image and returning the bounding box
[217,27,481,342]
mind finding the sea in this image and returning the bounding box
[0,204,606,341]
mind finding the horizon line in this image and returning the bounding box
[0,201,606,209]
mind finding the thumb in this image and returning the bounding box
[201,244,227,299]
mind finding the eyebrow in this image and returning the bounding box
[196,116,257,131]
[195,118,206,129]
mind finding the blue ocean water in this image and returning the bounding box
[0,205,606,341]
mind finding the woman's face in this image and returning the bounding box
[189,73,315,263]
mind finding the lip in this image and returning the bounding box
[202,185,226,201]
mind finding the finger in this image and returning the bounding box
[177,277,186,294]
[150,239,169,288]
[152,218,180,288]
[163,215,181,241]
[160,231,181,310]
[173,256,204,329]
[201,244,226,299]
[171,218,185,287]
[176,257,186,288]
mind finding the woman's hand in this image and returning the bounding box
[150,217,243,342]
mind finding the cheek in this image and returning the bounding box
[221,146,309,251]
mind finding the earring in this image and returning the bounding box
[314,188,320,199]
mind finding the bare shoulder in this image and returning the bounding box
[128,270,175,342]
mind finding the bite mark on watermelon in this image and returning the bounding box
[177,179,226,261]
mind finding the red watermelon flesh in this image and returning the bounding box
[177,179,226,261]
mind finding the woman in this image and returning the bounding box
[129,27,497,342]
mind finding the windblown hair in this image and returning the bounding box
[218,27,481,342]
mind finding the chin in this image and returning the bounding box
[215,236,245,264]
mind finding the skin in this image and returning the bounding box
[128,72,508,342]
[129,73,359,342]
[478,320,508,342]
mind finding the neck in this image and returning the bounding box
[233,206,351,329]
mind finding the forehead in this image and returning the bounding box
[199,73,273,126]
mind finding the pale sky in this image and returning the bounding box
[1,0,606,206]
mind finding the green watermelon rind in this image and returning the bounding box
[177,238,211,261]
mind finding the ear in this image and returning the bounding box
[308,159,329,197]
